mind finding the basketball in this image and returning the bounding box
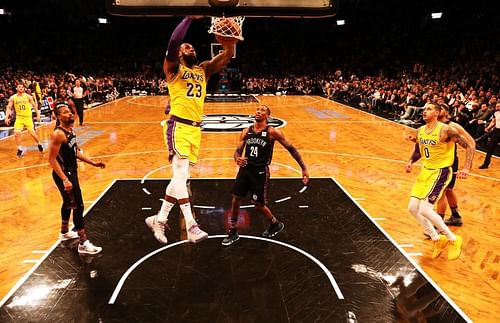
[214,18,242,42]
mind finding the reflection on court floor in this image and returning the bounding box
[0,179,468,322]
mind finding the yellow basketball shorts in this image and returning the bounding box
[411,166,452,204]
[14,116,34,131]
[163,118,201,165]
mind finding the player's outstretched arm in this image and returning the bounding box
[450,122,475,150]
[77,149,106,168]
[48,130,72,191]
[446,125,474,178]
[5,97,14,125]
[234,128,248,167]
[201,41,235,78]
[163,17,193,81]
[406,142,421,173]
[270,127,309,184]
[28,95,40,122]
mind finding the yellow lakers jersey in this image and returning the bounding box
[417,122,454,169]
[167,64,206,122]
[12,93,33,118]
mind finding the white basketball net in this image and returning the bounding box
[208,16,245,41]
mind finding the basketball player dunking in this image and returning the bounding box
[222,105,309,246]
[146,16,237,244]
[405,102,474,260]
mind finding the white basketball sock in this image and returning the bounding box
[408,198,438,240]
[180,203,196,229]
[420,200,456,241]
[157,199,175,223]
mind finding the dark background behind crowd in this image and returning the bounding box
[0,0,498,151]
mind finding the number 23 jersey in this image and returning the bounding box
[167,64,206,122]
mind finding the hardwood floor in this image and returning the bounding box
[0,95,498,322]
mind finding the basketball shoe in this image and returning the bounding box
[445,216,463,226]
[187,224,208,243]
[59,230,79,241]
[448,235,463,260]
[221,228,239,246]
[262,221,284,238]
[78,240,102,255]
[432,234,448,259]
[145,215,168,244]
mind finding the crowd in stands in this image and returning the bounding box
[2,60,498,154]
[1,0,498,153]
[237,60,499,149]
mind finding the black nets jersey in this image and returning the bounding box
[244,125,274,167]
[56,126,78,172]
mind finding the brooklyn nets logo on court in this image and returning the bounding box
[201,114,286,132]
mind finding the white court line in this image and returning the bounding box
[0,179,118,308]
[317,96,496,159]
[240,205,254,209]
[142,188,151,195]
[193,205,216,209]
[140,159,303,185]
[2,148,498,182]
[141,207,152,210]
[275,196,291,203]
[399,244,414,248]
[288,120,389,123]
[108,234,344,304]
[22,260,39,264]
[299,205,309,208]
[299,186,308,193]
[31,250,48,254]
[88,121,159,124]
[372,218,386,221]
[329,176,472,323]
[0,97,128,142]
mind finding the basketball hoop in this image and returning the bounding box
[208,16,245,41]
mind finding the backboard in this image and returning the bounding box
[105,0,338,18]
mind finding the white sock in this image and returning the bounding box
[420,200,456,241]
[179,203,196,229]
[157,199,175,223]
[408,198,438,240]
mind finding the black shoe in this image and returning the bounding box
[478,164,488,169]
[16,149,24,158]
[38,144,44,152]
[262,221,284,238]
[445,216,463,226]
[221,228,239,246]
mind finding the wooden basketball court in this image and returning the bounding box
[0,95,498,322]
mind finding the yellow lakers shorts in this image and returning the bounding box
[14,117,34,131]
[411,166,452,204]
[163,118,201,165]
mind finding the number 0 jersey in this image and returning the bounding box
[167,64,206,122]
[417,122,454,169]
[244,125,275,167]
